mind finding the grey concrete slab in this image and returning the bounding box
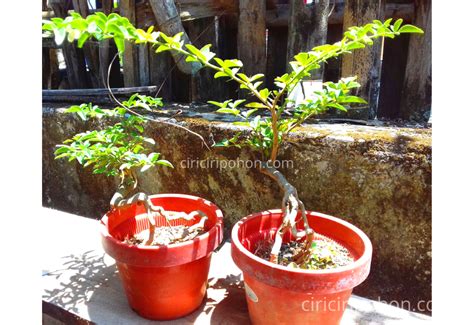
[42,208,431,324]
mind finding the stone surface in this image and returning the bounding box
[42,104,432,314]
[42,208,431,324]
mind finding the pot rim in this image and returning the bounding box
[231,209,372,276]
[100,193,224,266]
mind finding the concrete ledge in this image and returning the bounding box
[42,208,431,324]
[42,104,431,314]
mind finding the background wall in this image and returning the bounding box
[43,104,432,313]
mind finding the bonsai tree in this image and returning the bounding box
[43,13,422,264]
[53,96,207,245]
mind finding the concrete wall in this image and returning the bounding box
[43,105,432,313]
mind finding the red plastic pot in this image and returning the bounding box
[231,209,372,325]
[100,194,224,320]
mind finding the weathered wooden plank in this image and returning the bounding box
[43,48,51,89]
[187,17,226,102]
[237,0,266,77]
[324,23,343,82]
[120,0,139,87]
[43,86,158,96]
[97,0,122,88]
[287,0,330,79]
[217,15,239,100]
[341,0,386,120]
[72,0,102,88]
[43,2,414,28]
[266,26,288,90]
[50,0,89,89]
[149,45,173,101]
[400,0,431,122]
[148,0,201,75]
[138,44,151,86]
[42,86,158,103]
[377,34,410,119]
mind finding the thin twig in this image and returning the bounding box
[106,52,210,150]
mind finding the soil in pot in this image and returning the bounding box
[254,234,354,270]
[124,224,206,246]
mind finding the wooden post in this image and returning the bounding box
[149,45,173,101]
[341,0,386,119]
[138,44,150,86]
[377,34,410,119]
[149,0,201,75]
[72,0,101,88]
[120,0,139,87]
[50,0,89,89]
[217,15,239,100]
[187,17,226,102]
[266,26,288,90]
[237,0,267,76]
[400,0,431,122]
[97,0,122,88]
[43,47,51,89]
[287,0,330,79]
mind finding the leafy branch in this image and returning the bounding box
[44,13,423,263]
[43,14,422,162]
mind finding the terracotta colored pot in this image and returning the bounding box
[100,194,224,320]
[231,209,372,325]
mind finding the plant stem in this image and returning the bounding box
[260,162,314,263]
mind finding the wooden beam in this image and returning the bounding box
[187,17,225,102]
[120,0,139,87]
[266,26,288,90]
[72,0,102,88]
[238,0,267,77]
[42,2,415,28]
[50,0,89,89]
[341,0,386,119]
[287,0,330,79]
[377,34,410,119]
[97,0,122,88]
[149,46,173,101]
[148,0,201,75]
[43,47,51,89]
[43,86,158,96]
[400,0,431,122]
[42,86,158,103]
[138,44,151,86]
[217,15,239,100]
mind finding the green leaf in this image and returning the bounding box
[246,102,267,109]
[114,36,125,54]
[346,41,365,51]
[241,109,258,119]
[339,96,367,104]
[208,100,231,108]
[398,24,424,34]
[216,108,240,116]
[157,160,174,168]
[144,137,155,145]
[393,19,403,32]
[230,99,246,108]
[54,28,67,45]
[214,71,228,79]
[232,121,250,127]
[327,103,347,112]
[77,32,90,48]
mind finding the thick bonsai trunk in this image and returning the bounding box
[261,162,315,264]
[109,169,207,245]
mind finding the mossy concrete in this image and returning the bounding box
[42,104,431,313]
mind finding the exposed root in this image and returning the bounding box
[261,162,315,264]
[110,169,208,245]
